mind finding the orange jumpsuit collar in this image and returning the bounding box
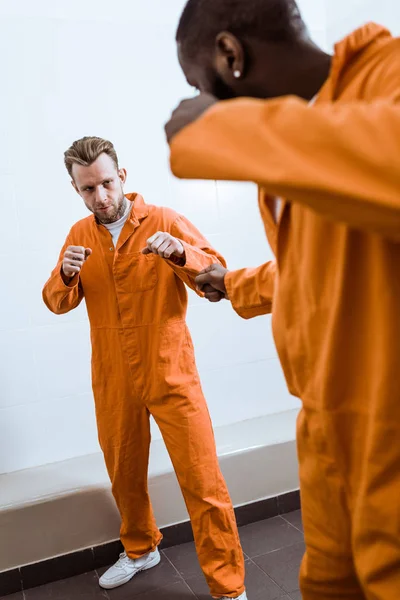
[320,23,391,101]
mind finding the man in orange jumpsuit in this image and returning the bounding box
[165,0,400,598]
[42,136,246,600]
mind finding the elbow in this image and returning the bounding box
[42,290,68,315]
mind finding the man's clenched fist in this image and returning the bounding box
[62,246,92,280]
[142,232,185,260]
[165,94,218,144]
[195,264,229,302]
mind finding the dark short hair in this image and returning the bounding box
[64,136,119,177]
[177,0,305,60]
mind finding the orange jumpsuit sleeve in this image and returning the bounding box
[170,54,400,240]
[225,261,276,319]
[167,214,226,294]
[42,235,84,314]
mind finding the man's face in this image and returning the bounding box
[72,153,127,224]
[178,45,238,100]
[178,39,296,101]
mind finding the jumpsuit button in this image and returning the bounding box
[109,247,114,251]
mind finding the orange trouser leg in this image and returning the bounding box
[299,402,400,600]
[151,384,245,599]
[297,408,365,600]
[96,399,162,559]
[341,414,400,600]
[352,495,400,598]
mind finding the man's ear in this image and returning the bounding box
[118,168,127,184]
[215,32,245,81]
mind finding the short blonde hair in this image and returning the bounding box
[64,136,119,177]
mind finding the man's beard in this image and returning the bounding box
[96,193,127,224]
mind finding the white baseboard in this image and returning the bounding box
[0,409,299,572]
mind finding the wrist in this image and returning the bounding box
[169,240,186,265]
[61,267,77,286]
[222,270,230,298]
[169,252,186,266]
[61,269,72,284]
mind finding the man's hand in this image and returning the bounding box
[195,264,229,302]
[201,285,226,303]
[142,232,185,260]
[62,246,92,280]
[165,94,218,144]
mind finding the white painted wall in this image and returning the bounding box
[0,0,395,476]
[0,0,339,475]
[1,0,397,476]
[0,0,302,475]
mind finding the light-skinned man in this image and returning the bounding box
[43,136,246,600]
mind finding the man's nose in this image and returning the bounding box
[95,187,108,205]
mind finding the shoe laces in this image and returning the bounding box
[115,551,133,568]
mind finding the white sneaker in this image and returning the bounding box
[219,592,248,600]
[99,547,161,589]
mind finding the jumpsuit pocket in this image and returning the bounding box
[117,252,158,294]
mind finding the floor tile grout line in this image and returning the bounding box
[287,525,303,535]
[102,579,111,600]
[181,578,198,598]
[277,514,303,533]
[94,569,111,600]
[240,514,298,530]
[247,553,302,597]
[258,564,299,598]
[161,550,186,582]
[245,540,303,561]
[280,515,303,534]
[246,556,288,595]
[183,576,204,600]
[161,552,205,599]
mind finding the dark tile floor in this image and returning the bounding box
[2,511,303,600]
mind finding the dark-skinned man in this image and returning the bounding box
[165,1,400,598]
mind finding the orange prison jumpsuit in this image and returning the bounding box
[42,194,245,599]
[169,23,400,600]
[225,262,276,319]
[225,190,277,317]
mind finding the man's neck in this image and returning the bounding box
[258,41,332,101]
[111,197,130,223]
[284,44,332,101]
